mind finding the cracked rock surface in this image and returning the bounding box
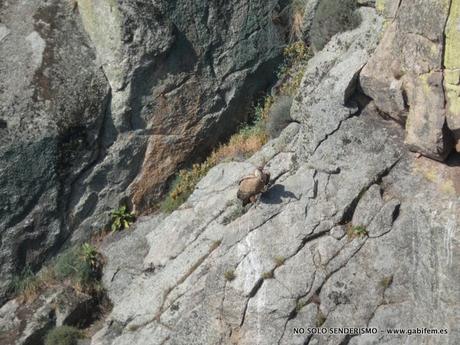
[0,0,287,300]
[92,7,459,345]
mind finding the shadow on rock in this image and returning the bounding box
[261,184,298,204]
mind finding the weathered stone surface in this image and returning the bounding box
[2,2,460,345]
[75,0,288,213]
[90,112,459,345]
[360,0,456,159]
[404,71,452,160]
[100,214,165,305]
[292,6,383,158]
[0,0,109,301]
[0,300,20,334]
[87,9,459,344]
[0,287,99,345]
[0,0,289,300]
[308,0,361,51]
[444,0,460,150]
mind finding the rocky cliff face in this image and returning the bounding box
[1,1,459,345]
[0,0,288,300]
[361,0,460,160]
[0,0,110,302]
[88,3,458,345]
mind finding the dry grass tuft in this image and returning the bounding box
[224,270,236,281]
[10,243,104,303]
[273,256,286,267]
[262,271,274,279]
[160,113,268,213]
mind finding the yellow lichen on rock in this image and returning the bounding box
[375,0,386,14]
[444,0,460,70]
[444,0,460,148]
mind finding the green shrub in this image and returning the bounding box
[53,244,102,291]
[276,42,312,96]
[224,270,236,281]
[80,243,100,270]
[45,326,82,345]
[54,248,93,286]
[9,243,104,302]
[111,205,135,232]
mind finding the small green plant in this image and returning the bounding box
[348,225,368,239]
[379,275,393,289]
[160,160,214,214]
[273,256,286,267]
[262,271,274,279]
[295,299,307,313]
[315,310,326,327]
[111,205,135,232]
[224,270,236,281]
[80,243,101,271]
[54,248,92,285]
[54,244,102,292]
[9,244,104,303]
[276,42,312,96]
[44,325,82,345]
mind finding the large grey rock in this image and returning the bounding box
[91,113,459,345]
[0,0,289,300]
[0,0,109,301]
[360,0,456,160]
[308,0,361,51]
[75,0,288,214]
[87,7,459,344]
[0,287,98,344]
[292,6,383,158]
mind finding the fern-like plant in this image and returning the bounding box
[111,205,135,232]
[80,243,101,271]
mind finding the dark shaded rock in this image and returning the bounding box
[309,0,361,51]
[0,0,109,301]
[75,0,289,215]
[0,287,100,345]
[0,0,289,300]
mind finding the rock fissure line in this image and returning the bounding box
[277,270,318,345]
[223,208,285,252]
[128,240,221,331]
[57,81,114,242]
[312,116,348,155]
[239,276,265,327]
